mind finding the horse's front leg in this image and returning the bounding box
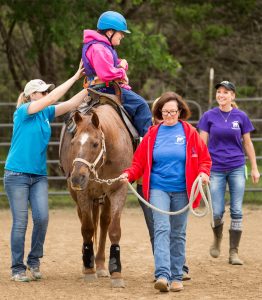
[107,184,127,288]
[95,196,111,277]
[77,194,96,280]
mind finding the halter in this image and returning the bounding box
[72,130,106,176]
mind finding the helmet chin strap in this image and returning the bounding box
[105,30,116,47]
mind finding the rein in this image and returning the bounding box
[78,165,214,225]
[128,176,214,227]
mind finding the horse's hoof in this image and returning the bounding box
[84,273,97,281]
[111,278,125,288]
[96,269,109,277]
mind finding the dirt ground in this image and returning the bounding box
[0,206,262,300]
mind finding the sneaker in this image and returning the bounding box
[28,266,42,280]
[182,272,191,281]
[154,278,170,292]
[11,272,30,282]
[170,281,184,292]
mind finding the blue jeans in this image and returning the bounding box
[98,87,152,137]
[150,189,188,282]
[121,89,152,137]
[4,170,49,275]
[137,185,154,253]
[210,165,245,222]
[137,185,189,274]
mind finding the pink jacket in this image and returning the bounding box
[83,30,131,90]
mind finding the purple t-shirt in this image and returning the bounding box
[197,107,254,171]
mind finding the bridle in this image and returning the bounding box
[72,130,106,178]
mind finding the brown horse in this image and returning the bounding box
[59,90,133,287]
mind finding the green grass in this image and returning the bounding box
[0,187,140,209]
[48,194,76,208]
[0,187,261,210]
[46,193,141,208]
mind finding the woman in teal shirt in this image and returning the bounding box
[4,62,87,282]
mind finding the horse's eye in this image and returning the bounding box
[93,142,99,148]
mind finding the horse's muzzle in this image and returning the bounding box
[70,173,89,191]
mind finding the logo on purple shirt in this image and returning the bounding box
[231,121,240,130]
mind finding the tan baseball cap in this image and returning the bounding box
[24,79,55,97]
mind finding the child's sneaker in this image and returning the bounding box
[11,272,30,282]
[28,266,42,280]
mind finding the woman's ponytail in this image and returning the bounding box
[231,101,238,109]
[16,92,28,108]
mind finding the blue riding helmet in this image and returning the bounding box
[97,11,131,33]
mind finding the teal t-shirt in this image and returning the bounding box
[150,122,186,192]
[5,102,55,175]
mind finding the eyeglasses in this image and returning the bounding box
[161,110,178,116]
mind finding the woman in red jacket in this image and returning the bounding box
[120,91,211,293]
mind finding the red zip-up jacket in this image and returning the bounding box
[124,121,212,208]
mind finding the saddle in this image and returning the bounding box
[64,82,140,150]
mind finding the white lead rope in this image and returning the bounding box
[128,175,214,227]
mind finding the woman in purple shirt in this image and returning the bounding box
[198,81,260,265]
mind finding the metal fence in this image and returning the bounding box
[0,98,261,197]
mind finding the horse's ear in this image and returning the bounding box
[73,111,83,125]
[91,111,100,128]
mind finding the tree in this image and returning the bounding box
[0,0,179,101]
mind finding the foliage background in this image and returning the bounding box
[0,0,261,102]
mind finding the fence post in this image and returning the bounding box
[208,68,214,109]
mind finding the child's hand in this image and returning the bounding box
[122,74,129,85]
[118,59,128,70]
